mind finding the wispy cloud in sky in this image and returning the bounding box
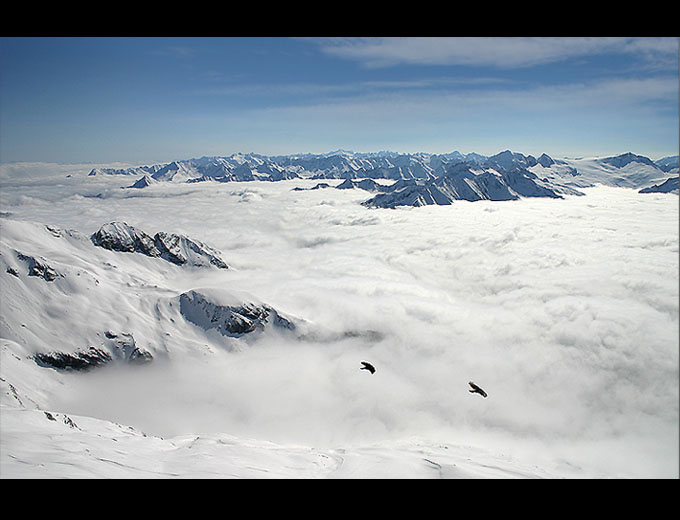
[310,37,679,69]
[207,74,677,158]
[216,76,677,114]
[196,76,512,100]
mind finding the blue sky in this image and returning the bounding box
[1,37,678,165]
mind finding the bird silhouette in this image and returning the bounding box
[360,361,376,374]
[468,381,487,398]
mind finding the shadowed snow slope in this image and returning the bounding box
[1,169,678,478]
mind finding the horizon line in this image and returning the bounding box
[2,148,678,169]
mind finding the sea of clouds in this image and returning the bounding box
[1,164,677,477]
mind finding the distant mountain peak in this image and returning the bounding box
[601,152,657,169]
[537,153,555,167]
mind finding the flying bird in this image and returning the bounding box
[468,381,487,398]
[360,361,376,374]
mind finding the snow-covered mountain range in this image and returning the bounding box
[90,150,678,208]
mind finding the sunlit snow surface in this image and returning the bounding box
[1,170,678,478]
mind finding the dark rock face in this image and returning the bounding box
[179,290,296,338]
[34,332,153,371]
[499,168,561,199]
[639,177,679,194]
[35,347,113,371]
[537,153,555,167]
[291,182,332,191]
[127,174,156,189]
[485,150,538,170]
[15,252,62,281]
[91,222,161,257]
[361,161,567,208]
[335,178,385,192]
[601,152,657,169]
[90,222,229,269]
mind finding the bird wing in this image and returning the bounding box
[469,381,487,396]
[361,361,375,372]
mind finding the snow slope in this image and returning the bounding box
[2,404,570,478]
[529,154,673,190]
[1,167,678,478]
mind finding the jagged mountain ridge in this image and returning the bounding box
[360,160,582,208]
[89,150,678,181]
[89,149,676,183]
[88,150,678,207]
[87,149,497,183]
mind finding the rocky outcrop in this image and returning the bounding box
[179,289,296,338]
[91,222,228,269]
[335,178,385,192]
[35,346,113,371]
[154,232,228,269]
[34,331,153,371]
[15,252,62,281]
[639,177,679,194]
[91,222,161,257]
[127,174,157,189]
[102,330,153,365]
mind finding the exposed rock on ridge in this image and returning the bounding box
[179,289,296,338]
[91,222,229,269]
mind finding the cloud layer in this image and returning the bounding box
[2,172,677,476]
[311,37,679,69]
